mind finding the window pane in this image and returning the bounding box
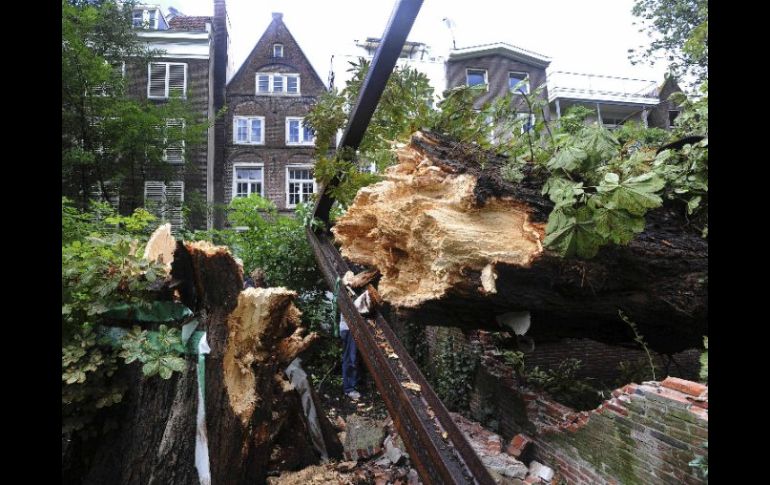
[237,119,248,141]
[303,125,315,143]
[287,76,298,93]
[509,73,529,93]
[250,119,262,142]
[236,182,248,197]
[288,120,300,143]
[274,44,283,57]
[258,75,269,92]
[467,70,486,86]
[273,75,284,92]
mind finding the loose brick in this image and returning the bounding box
[661,377,706,397]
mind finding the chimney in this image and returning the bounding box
[272,12,283,21]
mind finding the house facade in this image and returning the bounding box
[445,42,552,120]
[115,2,229,231]
[217,12,327,221]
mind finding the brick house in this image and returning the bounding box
[115,2,229,231]
[216,12,326,221]
[445,42,552,121]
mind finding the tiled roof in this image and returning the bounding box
[168,16,211,31]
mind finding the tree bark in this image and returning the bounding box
[68,240,341,485]
[332,131,707,354]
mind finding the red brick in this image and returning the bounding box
[506,433,533,457]
[661,377,707,397]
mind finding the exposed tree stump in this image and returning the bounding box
[69,241,341,485]
[332,131,707,354]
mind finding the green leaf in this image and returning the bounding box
[162,355,186,373]
[593,207,646,245]
[158,365,173,380]
[687,195,702,215]
[543,207,603,259]
[542,177,585,209]
[598,172,665,215]
[546,146,587,172]
[142,360,160,377]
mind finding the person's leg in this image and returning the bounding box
[340,329,359,395]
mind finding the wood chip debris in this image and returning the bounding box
[401,381,422,393]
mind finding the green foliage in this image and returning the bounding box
[119,325,187,379]
[62,0,209,214]
[629,0,708,86]
[222,194,323,292]
[526,359,606,410]
[618,310,657,381]
[431,331,480,412]
[616,358,660,386]
[62,199,188,436]
[305,59,435,208]
[699,336,708,382]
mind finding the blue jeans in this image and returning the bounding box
[340,330,360,394]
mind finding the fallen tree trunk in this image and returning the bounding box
[70,241,341,485]
[332,131,707,354]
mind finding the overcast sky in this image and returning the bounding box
[154,0,668,85]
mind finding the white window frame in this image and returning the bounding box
[163,119,185,164]
[232,116,265,145]
[466,68,488,91]
[255,72,301,95]
[232,163,265,200]
[147,62,188,100]
[285,117,315,146]
[285,165,317,209]
[273,43,284,58]
[508,71,530,94]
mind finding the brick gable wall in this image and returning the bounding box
[219,14,326,219]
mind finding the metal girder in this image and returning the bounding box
[307,230,495,485]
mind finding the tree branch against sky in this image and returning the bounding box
[628,0,708,86]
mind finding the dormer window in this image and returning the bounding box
[466,69,488,89]
[273,44,284,58]
[132,8,159,29]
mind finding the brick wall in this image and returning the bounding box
[422,327,707,483]
[532,378,707,484]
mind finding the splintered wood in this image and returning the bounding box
[332,132,544,309]
[224,287,316,425]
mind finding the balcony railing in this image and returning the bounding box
[548,71,660,105]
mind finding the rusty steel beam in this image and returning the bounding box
[308,229,495,485]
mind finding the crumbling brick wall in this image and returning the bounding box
[530,378,707,484]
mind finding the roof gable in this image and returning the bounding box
[228,13,326,94]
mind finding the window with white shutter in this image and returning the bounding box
[148,62,187,99]
[285,166,316,208]
[144,181,185,233]
[163,119,185,163]
[89,183,120,210]
[232,116,264,144]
